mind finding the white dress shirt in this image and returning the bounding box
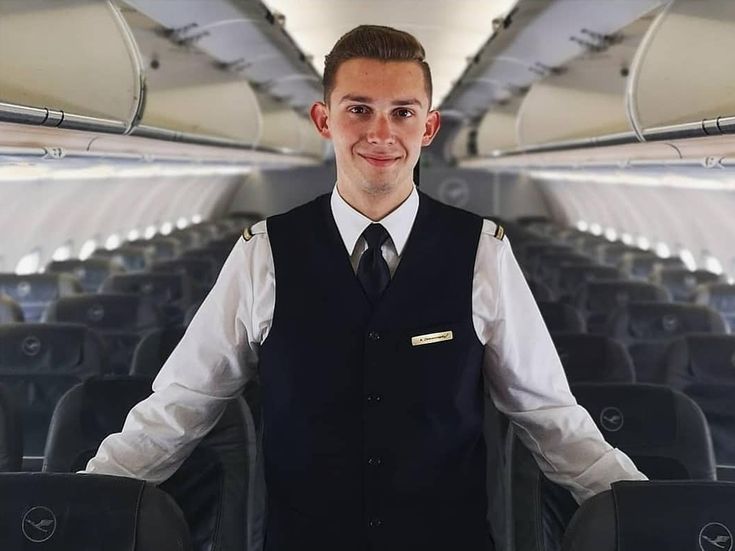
[85,185,646,503]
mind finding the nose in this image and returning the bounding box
[367,113,395,145]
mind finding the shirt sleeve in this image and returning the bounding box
[473,220,647,503]
[83,224,275,483]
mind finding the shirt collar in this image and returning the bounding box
[330,184,419,256]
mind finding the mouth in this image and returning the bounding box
[359,154,401,168]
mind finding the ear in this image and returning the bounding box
[310,101,332,139]
[421,110,441,147]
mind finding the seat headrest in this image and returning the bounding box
[0,383,22,471]
[0,294,23,323]
[101,274,191,304]
[608,302,728,341]
[0,323,103,375]
[695,283,735,313]
[576,281,670,313]
[152,259,216,286]
[563,481,735,551]
[46,259,124,291]
[551,333,635,383]
[130,327,186,377]
[538,302,586,333]
[667,335,735,386]
[45,294,161,331]
[92,246,154,272]
[571,383,714,480]
[0,473,192,551]
[0,274,81,303]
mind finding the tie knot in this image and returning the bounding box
[362,223,390,250]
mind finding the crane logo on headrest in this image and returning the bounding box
[662,314,679,333]
[21,336,41,357]
[87,303,105,323]
[16,281,31,298]
[141,282,155,295]
[22,506,57,543]
[599,406,624,432]
[699,522,732,551]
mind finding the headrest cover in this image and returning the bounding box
[625,303,727,339]
[0,324,90,373]
[102,274,187,303]
[583,282,669,312]
[0,274,78,303]
[613,481,735,551]
[80,377,152,441]
[0,473,143,549]
[48,294,159,330]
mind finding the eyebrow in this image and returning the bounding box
[338,94,423,108]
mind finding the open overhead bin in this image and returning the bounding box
[0,0,143,132]
[475,97,522,156]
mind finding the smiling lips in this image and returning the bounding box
[359,153,401,167]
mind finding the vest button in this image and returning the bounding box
[368,457,382,467]
[368,518,383,528]
[368,331,380,341]
[367,394,383,404]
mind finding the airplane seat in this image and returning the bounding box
[528,280,556,302]
[0,274,82,323]
[0,383,22,472]
[537,302,586,333]
[151,258,217,290]
[0,323,104,460]
[45,258,125,294]
[555,265,623,303]
[44,376,259,551]
[574,281,670,334]
[550,333,635,383]
[534,252,595,292]
[694,282,735,331]
[665,334,735,387]
[607,302,729,382]
[651,268,723,302]
[0,293,24,323]
[130,325,186,377]
[517,242,573,275]
[128,237,183,262]
[0,472,192,551]
[168,229,203,250]
[44,294,162,375]
[181,246,230,272]
[616,250,662,280]
[594,243,639,267]
[562,481,735,551]
[92,245,155,272]
[506,383,715,551]
[101,273,194,327]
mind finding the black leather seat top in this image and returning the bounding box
[45,258,124,293]
[0,383,22,472]
[0,274,81,322]
[551,333,635,383]
[538,302,586,333]
[0,472,192,550]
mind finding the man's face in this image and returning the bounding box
[310,58,440,198]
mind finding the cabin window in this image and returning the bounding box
[192,214,202,224]
[105,234,121,250]
[176,217,189,229]
[576,220,589,231]
[79,240,97,260]
[655,242,670,258]
[637,237,651,250]
[15,249,41,275]
[621,233,634,245]
[704,255,723,275]
[604,228,617,241]
[589,223,602,236]
[160,222,173,235]
[52,242,73,261]
[127,229,140,241]
[144,225,157,239]
[679,249,697,271]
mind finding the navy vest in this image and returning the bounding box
[259,191,491,551]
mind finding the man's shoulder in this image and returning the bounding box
[241,220,267,243]
[480,219,506,242]
[418,191,505,242]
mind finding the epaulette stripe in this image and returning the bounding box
[242,225,254,242]
[493,224,505,241]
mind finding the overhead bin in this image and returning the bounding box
[256,93,324,156]
[475,97,522,156]
[627,0,735,140]
[516,17,653,147]
[0,0,143,132]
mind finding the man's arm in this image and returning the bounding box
[473,220,646,503]
[84,223,274,483]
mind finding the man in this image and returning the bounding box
[86,25,645,550]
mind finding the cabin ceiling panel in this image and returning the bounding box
[261,0,517,107]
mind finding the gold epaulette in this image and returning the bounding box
[493,224,505,241]
[242,225,254,242]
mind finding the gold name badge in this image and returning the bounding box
[411,331,454,347]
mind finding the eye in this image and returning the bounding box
[348,105,370,115]
[394,108,414,118]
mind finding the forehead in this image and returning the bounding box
[331,58,428,104]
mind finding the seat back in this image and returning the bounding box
[550,333,635,383]
[0,274,81,322]
[0,472,192,550]
[152,258,217,289]
[101,273,193,326]
[695,283,735,331]
[128,238,182,261]
[0,294,23,323]
[44,377,257,551]
[534,252,594,288]
[507,383,715,551]
[563,481,735,551]
[0,383,22,471]
[666,334,735,387]
[45,294,162,375]
[537,302,586,333]
[93,245,155,272]
[607,302,729,382]
[130,326,186,376]
[653,268,723,302]
[45,258,124,293]
[574,281,670,334]
[0,323,103,456]
[556,265,623,302]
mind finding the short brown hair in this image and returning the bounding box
[322,25,433,108]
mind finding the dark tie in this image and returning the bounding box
[357,223,391,303]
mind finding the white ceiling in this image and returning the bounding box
[260,0,518,108]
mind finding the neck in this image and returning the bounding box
[336,181,413,221]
